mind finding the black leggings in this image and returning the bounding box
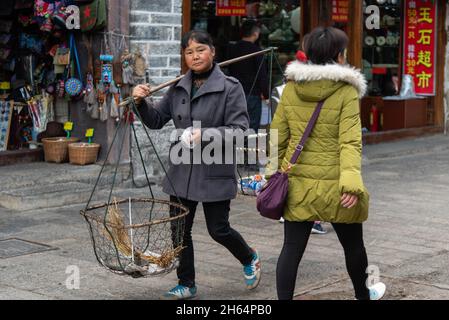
[170,196,254,288]
[276,221,370,300]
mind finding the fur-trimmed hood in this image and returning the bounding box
[285,61,367,98]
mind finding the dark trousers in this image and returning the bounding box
[276,221,370,300]
[247,95,262,133]
[170,196,254,288]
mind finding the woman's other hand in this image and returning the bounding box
[132,84,151,104]
[191,128,201,145]
[341,193,358,209]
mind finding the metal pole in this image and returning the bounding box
[268,47,274,120]
[119,47,278,107]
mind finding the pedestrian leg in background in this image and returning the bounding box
[276,221,314,300]
[311,221,327,234]
[331,223,385,300]
[246,95,262,133]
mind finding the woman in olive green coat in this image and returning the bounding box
[270,27,386,300]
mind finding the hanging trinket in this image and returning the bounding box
[110,93,119,119]
[100,54,113,84]
[133,49,146,78]
[121,49,134,85]
[83,73,97,106]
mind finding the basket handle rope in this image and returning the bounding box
[131,100,184,205]
[83,110,130,272]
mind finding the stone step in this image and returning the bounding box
[0,182,95,211]
[0,161,133,211]
[0,162,130,192]
[0,181,157,211]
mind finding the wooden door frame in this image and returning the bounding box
[347,0,363,69]
[181,0,191,73]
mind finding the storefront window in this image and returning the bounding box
[362,0,401,96]
[190,0,301,86]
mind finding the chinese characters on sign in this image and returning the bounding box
[216,0,247,16]
[332,0,349,23]
[404,0,437,96]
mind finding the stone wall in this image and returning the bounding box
[129,0,183,186]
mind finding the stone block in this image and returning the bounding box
[150,14,182,25]
[173,26,182,40]
[161,69,181,77]
[148,56,168,68]
[148,43,180,55]
[173,0,182,13]
[131,0,171,13]
[169,56,181,68]
[148,69,161,77]
[130,25,172,41]
[130,12,150,23]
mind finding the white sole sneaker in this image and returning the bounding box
[369,282,386,300]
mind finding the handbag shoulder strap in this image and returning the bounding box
[288,100,325,167]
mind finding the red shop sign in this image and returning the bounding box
[332,0,349,23]
[403,0,437,96]
[216,0,247,17]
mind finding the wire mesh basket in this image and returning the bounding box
[81,197,188,278]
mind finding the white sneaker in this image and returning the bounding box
[368,282,386,300]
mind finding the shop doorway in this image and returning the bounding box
[186,0,302,87]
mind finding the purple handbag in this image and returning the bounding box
[256,100,325,220]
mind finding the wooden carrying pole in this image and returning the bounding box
[119,47,278,107]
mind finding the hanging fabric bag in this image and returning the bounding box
[65,33,84,97]
[80,0,106,32]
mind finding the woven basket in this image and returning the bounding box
[69,142,100,165]
[42,137,80,163]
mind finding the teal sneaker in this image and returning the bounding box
[243,249,261,290]
[160,284,197,300]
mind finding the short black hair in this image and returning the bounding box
[303,27,349,65]
[241,19,260,38]
[181,30,214,50]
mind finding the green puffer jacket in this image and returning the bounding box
[267,62,369,223]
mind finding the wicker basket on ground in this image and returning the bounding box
[42,137,80,163]
[69,142,100,165]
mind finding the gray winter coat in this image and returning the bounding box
[136,64,249,202]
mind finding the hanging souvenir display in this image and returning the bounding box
[54,46,70,69]
[83,72,96,104]
[121,49,134,85]
[133,49,146,78]
[99,97,108,122]
[96,82,106,121]
[0,100,13,151]
[110,93,119,119]
[0,0,108,156]
[34,0,57,32]
[65,33,84,98]
[100,54,113,84]
[113,58,123,86]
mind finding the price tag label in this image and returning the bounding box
[64,122,73,131]
[85,128,94,138]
